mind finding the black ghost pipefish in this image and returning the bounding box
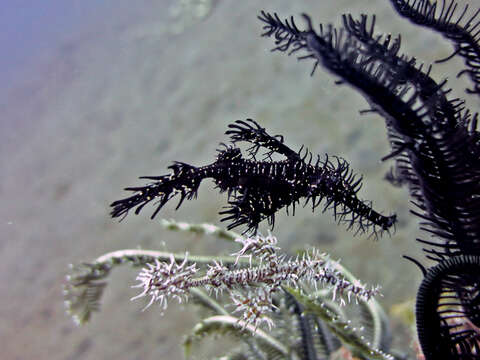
[111,119,395,236]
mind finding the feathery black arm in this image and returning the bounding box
[389,0,480,94]
[259,10,480,260]
[416,255,480,358]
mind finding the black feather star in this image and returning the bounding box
[257,1,480,358]
[111,119,395,236]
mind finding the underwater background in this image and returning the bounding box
[1,0,474,359]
